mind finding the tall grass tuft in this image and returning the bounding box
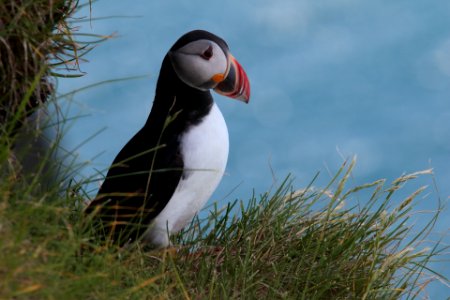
[0,156,447,299]
[0,0,96,132]
[0,0,109,189]
[169,159,446,299]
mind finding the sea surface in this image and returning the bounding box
[58,1,450,297]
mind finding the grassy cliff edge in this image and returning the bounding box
[0,158,447,299]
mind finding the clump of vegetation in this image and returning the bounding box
[170,161,446,299]
[0,0,92,133]
[0,157,447,299]
[0,0,108,188]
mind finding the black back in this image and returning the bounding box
[85,30,225,245]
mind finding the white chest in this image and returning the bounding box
[181,103,229,177]
[143,103,229,247]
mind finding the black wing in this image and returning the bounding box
[85,125,183,245]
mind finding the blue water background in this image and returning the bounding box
[57,1,450,297]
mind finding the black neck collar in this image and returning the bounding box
[144,55,214,135]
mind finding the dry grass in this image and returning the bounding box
[0,0,101,133]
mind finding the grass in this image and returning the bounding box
[0,0,109,134]
[1,0,448,299]
[0,0,109,192]
[0,155,448,299]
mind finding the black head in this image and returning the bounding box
[168,30,250,102]
[170,30,229,54]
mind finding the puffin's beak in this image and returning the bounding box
[213,54,250,103]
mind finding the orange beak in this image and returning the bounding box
[214,54,250,103]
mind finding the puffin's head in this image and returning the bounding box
[168,30,250,103]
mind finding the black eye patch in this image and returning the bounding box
[201,45,213,60]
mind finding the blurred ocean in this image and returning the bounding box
[58,1,450,297]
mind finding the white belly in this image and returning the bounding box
[143,103,229,247]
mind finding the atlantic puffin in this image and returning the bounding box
[85,30,250,247]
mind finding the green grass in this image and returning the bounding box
[0,155,447,299]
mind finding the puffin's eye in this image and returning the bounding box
[200,45,213,60]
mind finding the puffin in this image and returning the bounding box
[85,30,250,248]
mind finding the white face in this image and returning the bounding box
[169,39,229,90]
